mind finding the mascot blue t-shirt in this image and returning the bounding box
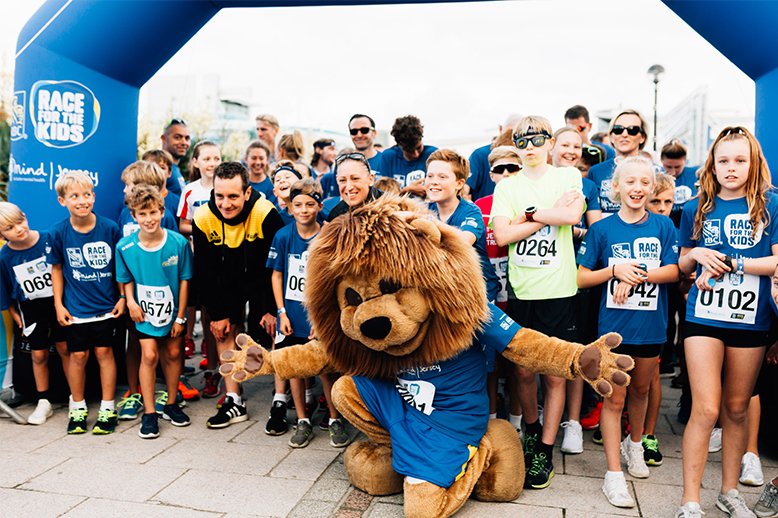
[353,303,520,487]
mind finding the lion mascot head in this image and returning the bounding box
[304,195,490,380]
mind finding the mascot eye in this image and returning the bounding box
[379,277,402,295]
[345,288,363,306]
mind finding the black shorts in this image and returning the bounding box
[275,335,309,350]
[685,321,772,349]
[507,295,578,341]
[612,343,662,359]
[203,304,245,327]
[64,318,119,352]
[17,298,66,351]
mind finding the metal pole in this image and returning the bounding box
[653,78,659,152]
[0,398,28,425]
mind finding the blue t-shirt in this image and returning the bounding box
[167,163,186,197]
[317,172,339,200]
[368,152,382,173]
[251,177,278,206]
[321,196,340,221]
[599,142,617,161]
[266,224,319,338]
[466,144,493,202]
[0,231,54,310]
[377,145,437,189]
[48,215,121,319]
[671,166,699,219]
[588,159,619,215]
[165,191,181,224]
[115,229,194,336]
[353,303,520,487]
[574,177,602,256]
[276,207,296,227]
[117,206,179,238]
[429,198,500,302]
[680,195,778,331]
[577,212,679,344]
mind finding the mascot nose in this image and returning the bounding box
[360,317,392,340]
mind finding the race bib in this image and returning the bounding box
[286,252,308,302]
[13,256,53,300]
[694,270,759,325]
[489,256,508,303]
[605,259,660,311]
[396,377,436,415]
[512,226,560,268]
[137,284,175,328]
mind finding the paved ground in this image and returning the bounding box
[0,353,775,518]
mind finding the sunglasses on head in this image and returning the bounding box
[349,127,374,136]
[611,125,643,136]
[491,163,521,175]
[582,145,604,163]
[166,118,187,128]
[335,152,370,166]
[514,133,551,150]
[721,127,747,138]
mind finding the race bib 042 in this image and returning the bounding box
[605,258,660,311]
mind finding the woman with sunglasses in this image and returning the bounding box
[327,153,384,222]
[588,110,651,217]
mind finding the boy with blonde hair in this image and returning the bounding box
[49,171,124,434]
[119,161,179,237]
[142,150,181,223]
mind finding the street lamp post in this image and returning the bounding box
[648,64,665,152]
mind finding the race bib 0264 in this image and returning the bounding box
[512,225,560,268]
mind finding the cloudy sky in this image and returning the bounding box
[2,0,755,142]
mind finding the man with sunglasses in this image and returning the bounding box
[564,105,615,161]
[377,115,437,197]
[327,153,383,222]
[467,114,522,203]
[348,114,382,172]
[160,118,191,197]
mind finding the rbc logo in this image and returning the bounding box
[611,243,632,259]
[703,220,722,246]
[11,91,26,141]
[30,80,100,148]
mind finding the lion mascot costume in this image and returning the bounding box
[221,195,633,518]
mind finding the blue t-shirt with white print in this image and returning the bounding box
[466,143,494,202]
[577,212,678,344]
[251,177,278,206]
[377,145,437,189]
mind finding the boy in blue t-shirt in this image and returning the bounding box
[0,202,69,425]
[266,179,350,449]
[49,171,124,435]
[116,186,194,439]
[142,149,182,225]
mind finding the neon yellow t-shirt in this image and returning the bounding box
[491,165,583,300]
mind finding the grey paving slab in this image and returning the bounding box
[0,488,85,517]
[19,457,186,502]
[319,455,349,481]
[365,502,405,518]
[147,438,290,476]
[35,432,178,464]
[232,416,358,453]
[0,450,69,488]
[513,474,640,516]
[154,468,313,516]
[269,447,342,481]
[303,477,353,502]
[287,500,339,518]
[0,417,73,452]
[458,500,564,517]
[374,493,404,504]
[59,498,223,517]
[632,480,721,518]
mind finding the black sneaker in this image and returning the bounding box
[329,419,350,447]
[139,413,160,439]
[265,400,288,435]
[525,451,555,489]
[163,404,191,427]
[67,408,88,434]
[523,431,539,468]
[206,396,247,429]
[92,409,118,435]
[592,426,603,445]
[642,434,663,466]
[659,364,676,378]
[289,420,313,448]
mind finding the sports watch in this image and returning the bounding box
[525,206,537,222]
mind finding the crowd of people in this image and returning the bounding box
[0,104,777,518]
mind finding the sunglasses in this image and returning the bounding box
[582,145,604,163]
[491,163,521,175]
[166,118,188,128]
[514,133,551,150]
[721,127,747,138]
[611,125,643,136]
[573,124,588,132]
[349,127,374,136]
[335,152,370,167]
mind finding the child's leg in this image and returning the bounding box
[644,361,661,436]
[719,346,765,494]
[320,373,341,419]
[601,384,627,472]
[566,378,584,422]
[745,394,760,456]
[68,350,90,402]
[94,345,117,403]
[161,336,183,398]
[487,371,498,415]
[55,341,70,384]
[125,323,141,394]
[626,356,659,443]
[507,363,522,419]
[681,336,724,505]
[274,375,288,398]
[138,338,160,414]
[290,378,307,419]
[31,349,50,393]
[540,374,566,446]
[514,365,539,424]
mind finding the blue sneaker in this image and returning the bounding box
[139,413,159,439]
[154,391,168,414]
[117,393,142,420]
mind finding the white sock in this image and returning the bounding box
[605,470,624,480]
[489,412,498,420]
[630,438,642,449]
[509,413,523,429]
[100,400,115,411]
[329,418,338,426]
[298,417,310,424]
[68,394,75,411]
[305,389,314,404]
[226,392,242,406]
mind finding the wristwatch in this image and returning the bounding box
[175,317,187,325]
[525,206,537,222]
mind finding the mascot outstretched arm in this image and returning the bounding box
[221,196,632,518]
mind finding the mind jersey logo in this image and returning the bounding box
[703,220,722,246]
[82,241,111,269]
[611,243,632,259]
[724,214,763,249]
[633,237,661,261]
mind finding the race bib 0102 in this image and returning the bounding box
[286,253,308,303]
[12,256,53,300]
[605,258,660,311]
[694,271,759,325]
[396,377,436,415]
[136,284,175,328]
[512,226,560,268]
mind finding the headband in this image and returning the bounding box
[275,165,303,180]
[314,140,335,149]
[290,188,323,204]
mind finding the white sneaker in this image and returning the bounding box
[739,452,764,486]
[561,420,584,454]
[709,427,723,453]
[675,501,705,518]
[28,399,53,425]
[602,472,635,508]
[717,488,756,518]
[620,436,649,478]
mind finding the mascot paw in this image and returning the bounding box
[218,334,267,383]
[576,333,634,398]
[344,441,403,496]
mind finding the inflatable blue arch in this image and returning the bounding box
[8,0,778,229]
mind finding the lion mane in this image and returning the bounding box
[305,195,490,380]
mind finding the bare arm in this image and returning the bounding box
[179,218,193,236]
[52,263,72,325]
[492,216,545,248]
[533,192,585,227]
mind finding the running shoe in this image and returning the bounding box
[202,371,223,399]
[154,391,168,414]
[675,501,704,518]
[163,404,191,427]
[265,400,288,435]
[117,393,142,420]
[592,426,603,445]
[709,427,723,453]
[580,401,602,430]
[184,337,195,359]
[289,420,313,448]
[602,472,635,508]
[524,451,554,489]
[717,488,757,518]
[206,396,247,429]
[621,436,649,478]
[67,408,88,434]
[659,363,676,378]
[217,386,242,409]
[740,452,764,486]
[755,480,778,517]
[320,413,330,431]
[329,419,350,448]
[28,399,53,425]
[139,413,159,439]
[561,420,584,454]
[523,431,539,468]
[179,376,200,401]
[92,409,119,435]
[199,357,208,370]
[642,434,663,466]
